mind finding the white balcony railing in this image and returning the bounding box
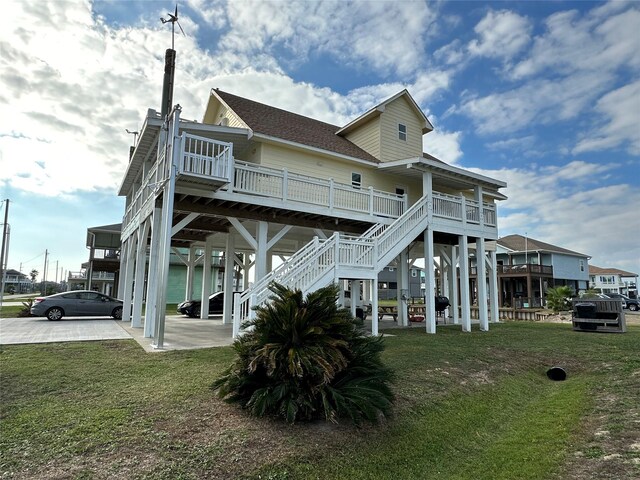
[229,161,406,218]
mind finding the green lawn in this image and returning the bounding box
[1,323,639,479]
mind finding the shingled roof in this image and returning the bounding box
[589,265,637,276]
[498,234,589,257]
[214,89,379,163]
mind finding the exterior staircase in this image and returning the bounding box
[232,194,431,335]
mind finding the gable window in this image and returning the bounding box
[579,260,585,272]
[351,172,362,189]
[411,269,417,278]
[398,123,407,141]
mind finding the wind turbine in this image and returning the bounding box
[161,5,186,50]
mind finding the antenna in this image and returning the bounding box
[160,5,186,50]
[125,129,139,144]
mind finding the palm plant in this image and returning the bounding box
[545,285,573,312]
[213,283,394,424]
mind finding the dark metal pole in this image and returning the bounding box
[0,199,9,298]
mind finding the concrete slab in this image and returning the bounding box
[0,316,132,345]
[120,315,234,352]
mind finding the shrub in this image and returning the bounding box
[546,286,573,312]
[213,283,394,424]
[18,299,33,317]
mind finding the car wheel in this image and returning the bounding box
[46,307,64,321]
[629,304,638,312]
[112,306,123,319]
[193,306,201,317]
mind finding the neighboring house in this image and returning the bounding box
[68,223,121,295]
[2,269,32,294]
[589,266,638,299]
[71,223,240,303]
[118,86,506,346]
[493,234,590,307]
[378,265,425,300]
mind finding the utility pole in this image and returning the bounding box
[42,249,48,296]
[0,199,9,305]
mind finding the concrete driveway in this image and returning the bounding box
[0,316,132,345]
[0,314,234,351]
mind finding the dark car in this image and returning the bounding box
[177,291,237,318]
[604,293,639,311]
[30,290,123,321]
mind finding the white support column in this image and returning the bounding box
[450,245,459,325]
[477,237,489,331]
[459,235,471,332]
[398,250,409,326]
[353,280,362,319]
[131,220,150,328]
[242,254,251,290]
[117,239,127,299]
[223,233,236,325]
[185,245,197,301]
[144,208,162,337]
[350,281,357,318]
[371,279,379,336]
[255,221,268,282]
[122,235,136,323]
[364,279,371,304]
[200,235,214,319]
[489,250,499,323]
[153,106,181,349]
[424,227,436,334]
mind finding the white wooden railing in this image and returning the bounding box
[179,134,233,180]
[232,191,499,335]
[229,161,406,218]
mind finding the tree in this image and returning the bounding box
[29,269,38,282]
[546,286,573,312]
[213,283,394,424]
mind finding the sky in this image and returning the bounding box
[0,0,638,283]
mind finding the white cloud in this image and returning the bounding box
[221,0,437,76]
[573,80,640,155]
[511,6,640,80]
[423,128,463,165]
[459,72,612,134]
[468,10,532,60]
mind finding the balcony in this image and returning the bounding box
[497,264,553,275]
[121,135,499,240]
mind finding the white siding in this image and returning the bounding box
[379,96,423,162]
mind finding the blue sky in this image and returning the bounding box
[0,0,638,282]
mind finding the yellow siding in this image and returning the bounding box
[379,96,424,162]
[258,142,415,196]
[202,102,246,128]
[344,117,381,159]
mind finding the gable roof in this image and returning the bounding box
[589,265,638,277]
[336,89,434,135]
[497,234,589,257]
[212,89,379,163]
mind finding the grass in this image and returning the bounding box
[1,322,639,479]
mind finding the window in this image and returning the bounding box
[411,269,417,278]
[579,260,585,272]
[351,172,362,189]
[389,282,398,290]
[398,124,407,141]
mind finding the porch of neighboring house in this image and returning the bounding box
[495,264,554,308]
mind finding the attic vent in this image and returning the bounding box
[220,117,229,126]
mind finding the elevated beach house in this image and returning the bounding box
[118,88,506,347]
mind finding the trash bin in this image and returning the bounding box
[575,302,597,319]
